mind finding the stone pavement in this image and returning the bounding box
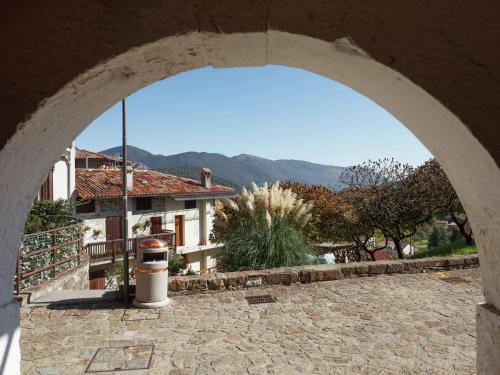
[20,268,482,374]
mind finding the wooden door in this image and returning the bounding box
[151,216,162,234]
[89,270,105,289]
[106,216,122,241]
[175,215,184,246]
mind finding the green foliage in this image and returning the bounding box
[24,199,76,234]
[449,226,463,243]
[212,182,315,271]
[168,253,185,276]
[92,228,103,238]
[19,223,82,289]
[185,268,196,275]
[105,260,135,289]
[339,158,453,259]
[132,222,144,234]
[219,213,313,271]
[410,240,476,259]
[24,215,43,235]
[428,226,450,249]
[413,221,434,241]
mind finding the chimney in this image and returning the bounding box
[201,168,212,188]
[127,167,133,190]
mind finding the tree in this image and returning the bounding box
[281,182,341,242]
[428,225,450,249]
[211,182,314,271]
[340,159,450,259]
[416,159,474,245]
[283,182,388,261]
[24,199,76,234]
[332,189,390,261]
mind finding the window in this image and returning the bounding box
[136,197,152,211]
[76,199,95,214]
[184,200,197,209]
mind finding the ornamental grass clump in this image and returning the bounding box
[212,182,315,271]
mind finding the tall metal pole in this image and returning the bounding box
[122,99,130,305]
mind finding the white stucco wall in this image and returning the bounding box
[68,143,76,199]
[51,143,75,201]
[50,142,75,201]
[52,160,69,200]
[78,196,221,273]
[78,197,213,250]
[185,247,220,273]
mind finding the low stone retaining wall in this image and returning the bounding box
[168,255,479,295]
[17,254,90,305]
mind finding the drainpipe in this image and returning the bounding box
[66,159,71,200]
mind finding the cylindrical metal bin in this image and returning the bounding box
[132,238,170,308]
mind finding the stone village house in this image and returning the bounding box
[38,146,236,283]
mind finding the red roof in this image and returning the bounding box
[372,250,394,261]
[75,168,235,200]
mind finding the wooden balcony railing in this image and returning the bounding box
[16,223,84,294]
[85,231,175,263]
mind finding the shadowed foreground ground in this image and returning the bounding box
[21,268,482,374]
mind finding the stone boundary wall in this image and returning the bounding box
[168,255,479,295]
[16,254,90,305]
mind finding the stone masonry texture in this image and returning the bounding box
[167,255,479,295]
[21,268,481,374]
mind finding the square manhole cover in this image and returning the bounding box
[245,294,277,305]
[85,345,154,373]
[122,309,160,321]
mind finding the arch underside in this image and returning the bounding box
[2,31,499,309]
[1,2,500,372]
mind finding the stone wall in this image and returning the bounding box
[167,255,479,295]
[17,254,90,305]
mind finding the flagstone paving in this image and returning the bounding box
[21,268,482,374]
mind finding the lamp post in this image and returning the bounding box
[122,98,129,305]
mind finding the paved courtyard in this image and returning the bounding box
[21,268,482,374]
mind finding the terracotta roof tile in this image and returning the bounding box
[372,250,394,261]
[75,168,236,200]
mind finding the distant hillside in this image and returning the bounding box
[100,145,347,190]
[156,165,241,191]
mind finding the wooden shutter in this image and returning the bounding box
[151,216,162,234]
[106,216,122,241]
[175,215,184,246]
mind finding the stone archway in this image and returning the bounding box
[1,2,500,373]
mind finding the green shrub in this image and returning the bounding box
[24,199,76,234]
[214,182,315,271]
[220,213,313,271]
[449,226,463,242]
[428,225,450,249]
[168,253,185,275]
[410,240,476,259]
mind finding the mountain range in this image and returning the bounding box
[100,145,347,190]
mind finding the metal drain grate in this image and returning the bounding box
[85,345,154,373]
[245,294,277,305]
[440,276,469,284]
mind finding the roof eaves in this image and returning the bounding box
[170,191,238,201]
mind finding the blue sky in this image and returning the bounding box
[77,65,431,167]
